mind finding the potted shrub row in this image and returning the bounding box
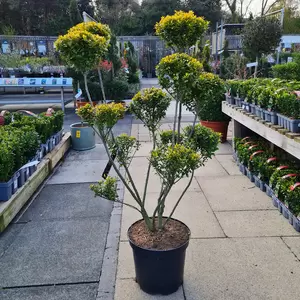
[0,110,64,201]
[234,136,300,232]
[226,78,300,132]
[64,11,224,295]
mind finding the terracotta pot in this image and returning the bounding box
[200,121,229,143]
[75,101,98,108]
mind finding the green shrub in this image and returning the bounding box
[274,175,299,202]
[194,73,230,122]
[272,62,300,81]
[286,187,300,216]
[269,168,298,190]
[0,142,15,182]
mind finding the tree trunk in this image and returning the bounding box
[83,73,93,104]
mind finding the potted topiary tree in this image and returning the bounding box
[193,72,231,143]
[55,22,111,150]
[77,11,220,295]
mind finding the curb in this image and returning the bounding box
[0,133,71,232]
[97,189,124,300]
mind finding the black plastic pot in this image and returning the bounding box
[265,183,273,198]
[234,97,242,107]
[128,219,190,295]
[245,167,254,182]
[292,216,300,232]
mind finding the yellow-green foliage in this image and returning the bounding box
[68,22,111,46]
[55,22,110,73]
[155,11,209,51]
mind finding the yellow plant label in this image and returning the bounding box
[76,130,81,138]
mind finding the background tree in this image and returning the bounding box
[69,0,83,26]
[183,0,222,26]
[242,16,282,75]
[141,0,182,34]
[77,0,94,17]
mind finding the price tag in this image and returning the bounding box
[52,138,56,146]
[14,179,18,189]
[76,130,81,138]
[26,168,30,177]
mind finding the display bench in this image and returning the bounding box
[222,102,300,160]
[0,77,73,112]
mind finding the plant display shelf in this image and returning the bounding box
[222,102,300,160]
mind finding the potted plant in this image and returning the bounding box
[286,183,300,231]
[55,21,110,151]
[192,73,231,143]
[77,11,220,295]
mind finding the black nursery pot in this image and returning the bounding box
[128,219,190,295]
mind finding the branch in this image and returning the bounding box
[163,171,195,228]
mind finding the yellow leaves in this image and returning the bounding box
[155,10,209,50]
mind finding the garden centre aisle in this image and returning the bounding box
[115,121,300,300]
[0,114,133,300]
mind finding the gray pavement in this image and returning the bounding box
[115,122,300,300]
[0,112,133,299]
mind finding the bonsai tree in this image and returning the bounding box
[77,11,220,295]
[54,22,111,104]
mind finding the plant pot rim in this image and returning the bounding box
[127,218,191,252]
[201,120,229,124]
[70,122,91,128]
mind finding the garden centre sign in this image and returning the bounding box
[0,77,72,87]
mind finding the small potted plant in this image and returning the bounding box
[193,73,231,143]
[55,22,111,150]
[286,183,300,231]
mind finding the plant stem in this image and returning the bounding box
[142,130,156,205]
[172,99,179,146]
[97,67,106,103]
[83,73,93,104]
[177,102,182,140]
[188,113,198,139]
[163,171,194,228]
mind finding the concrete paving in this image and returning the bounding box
[0,110,133,299]
[0,284,98,300]
[2,80,300,299]
[114,122,300,300]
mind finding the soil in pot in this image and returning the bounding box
[128,218,190,295]
[200,121,229,143]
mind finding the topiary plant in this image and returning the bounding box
[55,22,110,104]
[155,10,209,53]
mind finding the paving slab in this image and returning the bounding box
[128,158,201,193]
[0,283,98,300]
[216,210,299,237]
[19,183,113,222]
[114,279,184,300]
[134,142,153,157]
[282,236,300,260]
[66,145,108,161]
[215,142,233,155]
[117,241,135,279]
[120,191,224,241]
[0,224,25,257]
[193,156,228,177]
[47,159,117,185]
[0,218,109,287]
[184,238,300,300]
[215,154,243,176]
[197,176,275,211]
